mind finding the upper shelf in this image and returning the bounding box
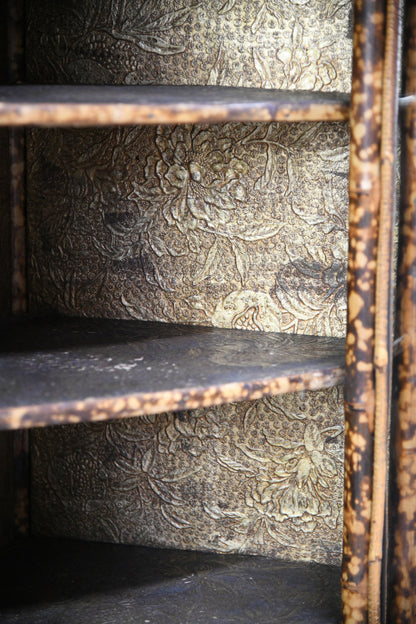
[0,316,345,430]
[0,85,350,126]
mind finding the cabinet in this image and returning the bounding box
[0,0,414,622]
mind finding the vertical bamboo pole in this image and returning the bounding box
[390,3,416,621]
[369,1,402,623]
[8,0,29,538]
[342,1,385,622]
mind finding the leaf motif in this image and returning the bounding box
[285,157,299,197]
[141,447,155,473]
[266,523,294,547]
[218,223,282,241]
[132,32,186,55]
[254,144,277,190]
[148,234,170,257]
[253,48,273,88]
[292,21,304,47]
[161,504,192,529]
[218,0,236,14]
[243,404,258,432]
[319,145,349,163]
[263,430,302,450]
[203,502,244,519]
[235,443,270,464]
[148,478,183,506]
[304,423,323,452]
[193,239,222,284]
[215,454,254,474]
[251,1,267,34]
[138,5,195,32]
[163,466,202,483]
[140,250,174,292]
[289,122,322,147]
[232,239,250,285]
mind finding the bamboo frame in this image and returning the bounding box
[369,1,402,622]
[342,1,385,622]
[390,3,416,621]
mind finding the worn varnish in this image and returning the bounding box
[342,1,385,623]
[0,85,351,126]
[390,2,416,622]
[0,317,345,430]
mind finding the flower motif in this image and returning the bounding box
[276,22,337,90]
[212,290,281,332]
[246,422,342,531]
[142,126,248,235]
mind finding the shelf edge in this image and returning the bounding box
[0,367,345,430]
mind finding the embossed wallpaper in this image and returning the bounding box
[27,0,352,565]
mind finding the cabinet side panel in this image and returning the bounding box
[26,0,351,565]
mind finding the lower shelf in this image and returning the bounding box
[0,316,345,430]
[0,538,341,624]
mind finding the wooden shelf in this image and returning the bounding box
[0,85,350,126]
[0,538,341,624]
[0,316,345,429]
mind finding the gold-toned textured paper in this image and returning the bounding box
[27,0,352,564]
[31,388,344,564]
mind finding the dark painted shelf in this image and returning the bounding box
[0,84,350,126]
[0,316,345,430]
[0,538,341,624]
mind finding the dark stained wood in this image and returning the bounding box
[0,316,345,430]
[0,431,14,546]
[370,1,402,622]
[0,129,11,318]
[0,85,351,126]
[7,0,30,541]
[9,128,26,314]
[342,1,385,623]
[390,3,416,622]
[0,538,341,624]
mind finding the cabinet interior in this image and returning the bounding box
[1,0,400,622]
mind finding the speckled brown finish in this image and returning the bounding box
[369,1,401,622]
[0,317,345,430]
[0,85,351,126]
[342,1,385,622]
[390,3,416,622]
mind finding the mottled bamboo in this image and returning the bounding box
[342,1,385,623]
[0,85,350,126]
[369,1,402,623]
[390,3,416,622]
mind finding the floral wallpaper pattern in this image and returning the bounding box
[26,0,352,91]
[27,121,349,337]
[27,0,352,565]
[32,387,344,564]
